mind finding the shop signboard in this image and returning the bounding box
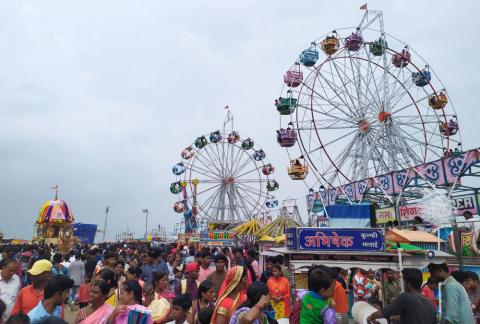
[296,227,384,252]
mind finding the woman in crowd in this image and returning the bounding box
[211,265,249,324]
[189,280,215,324]
[267,264,290,319]
[126,267,144,288]
[114,260,127,287]
[107,279,153,324]
[144,285,171,324]
[229,281,277,324]
[75,279,114,324]
[153,271,175,302]
[98,268,118,307]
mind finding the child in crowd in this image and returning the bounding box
[166,294,192,324]
[300,266,336,324]
[77,276,91,308]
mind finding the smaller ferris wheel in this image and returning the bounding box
[170,108,278,232]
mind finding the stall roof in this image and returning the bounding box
[386,228,444,243]
[270,247,453,271]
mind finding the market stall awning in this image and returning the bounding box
[269,247,453,271]
[385,228,444,243]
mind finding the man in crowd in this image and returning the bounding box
[166,250,176,291]
[28,275,74,323]
[247,249,259,280]
[206,254,227,298]
[384,269,401,305]
[11,259,52,316]
[198,252,214,283]
[0,259,20,321]
[260,256,274,283]
[234,248,245,266]
[84,248,99,279]
[67,251,85,304]
[141,250,169,287]
[367,268,436,324]
[428,262,475,323]
[175,262,199,301]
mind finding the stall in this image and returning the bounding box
[199,229,237,247]
[279,227,454,301]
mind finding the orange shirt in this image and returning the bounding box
[333,280,349,314]
[11,285,44,316]
[78,283,90,303]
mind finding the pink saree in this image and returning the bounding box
[79,303,114,324]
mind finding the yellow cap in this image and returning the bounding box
[27,259,52,276]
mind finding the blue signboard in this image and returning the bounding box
[73,223,97,244]
[297,228,384,252]
[285,227,297,249]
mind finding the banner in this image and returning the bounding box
[375,207,396,224]
[398,204,423,222]
[296,228,384,252]
[452,195,478,216]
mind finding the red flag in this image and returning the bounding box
[360,3,367,10]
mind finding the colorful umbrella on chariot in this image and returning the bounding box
[37,199,74,225]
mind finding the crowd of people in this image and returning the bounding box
[0,242,477,323]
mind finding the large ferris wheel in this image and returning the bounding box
[276,9,461,190]
[170,109,278,232]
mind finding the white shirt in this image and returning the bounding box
[0,273,20,321]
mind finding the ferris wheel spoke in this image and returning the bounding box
[298,103,356,125]
[317,64,359,118]
[236,182,269,203]
[396,123,444,153]
[297,118,357,130]
[323,134,360,183]
[390,127,426,164]
[194,147,224,178]
[360,48,384,109]
[194,182,223,196]
[233,186,260,216]
[301,78,357,120]
[227,143,243,176]
[188,163,222,180]
[230,187,249,221]
[328,57,361,115]
[232,154,258,178]
[201,186,222,219]
[236,181,265,196]
[235,163,263,179]
[390,88,429,116]
[319,128,358,149]
[236,178,268,183]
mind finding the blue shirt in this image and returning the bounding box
[141,260,169,286]
[27,301,62,324]
[442,275,475,324]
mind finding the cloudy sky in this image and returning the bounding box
[1,0,479,240]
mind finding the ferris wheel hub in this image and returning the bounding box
[222,176,235,185]
[378,111,392,123]
[358,120,370,133]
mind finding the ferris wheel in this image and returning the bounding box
[170,109,278,231]
[276,10,461,190]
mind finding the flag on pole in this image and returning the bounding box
[224,105,229,110]
[360,3,367,10]
[51,185,58,190]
